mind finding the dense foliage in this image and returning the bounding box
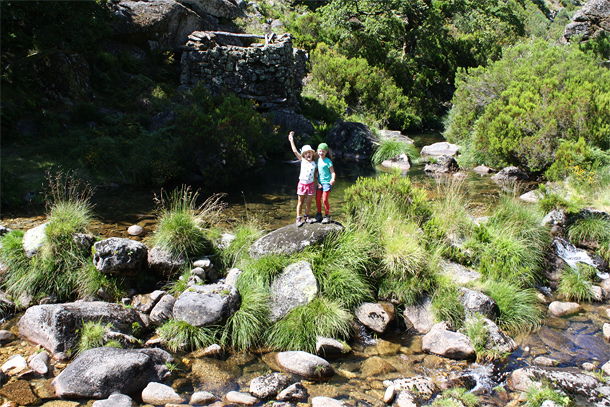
[444,39,610,178]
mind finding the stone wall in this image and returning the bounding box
[180,32,308,109]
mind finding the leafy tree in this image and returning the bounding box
[445,39,610,176]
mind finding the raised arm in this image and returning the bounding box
[288,131,302,160]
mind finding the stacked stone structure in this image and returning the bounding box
[180,32,308,109]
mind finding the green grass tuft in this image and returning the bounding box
[267,297,352,353]
[372,138,418,166]
[157,319,221,352]
[432,387,479,407]
[484,280,543,336]
[567,214,610,245]
[524,383,572,407]
[150,186,226,257]
[76,320,113,356]
[431,279,465,329]
[558,264,596,302]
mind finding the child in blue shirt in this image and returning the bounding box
[314,143,335,224]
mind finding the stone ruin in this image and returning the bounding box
[180,32,308,110]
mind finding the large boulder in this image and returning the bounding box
[269,109,315,137]
[249,222,343,258]
[423,155,459,174]
[53,347,173,399]
[421,322,476,360]
[18,301,143,360]
[173,283,240,327]
[491,166,529,183]
[325,121,379,163]
[269,261,318,322]
[109,0,214,51]
[420,142,459,158]
[93,237,148,275]
[176,0,245,19]
[147,246,185,277]
[30,50,92,104]
[563,0,610,42]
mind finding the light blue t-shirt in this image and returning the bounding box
[317,157,333,184]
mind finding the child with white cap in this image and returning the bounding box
[288,131,316,227]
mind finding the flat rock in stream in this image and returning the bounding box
[249,222,343,258]
[53,347,173,399]
[276,351,334,381]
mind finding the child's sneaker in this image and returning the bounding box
[306,215,316,224]
[314,212,323,223]
[296,216,305,227]
[321,215,331,224]
[304,215,312,224]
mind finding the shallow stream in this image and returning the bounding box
[1,133,608,406]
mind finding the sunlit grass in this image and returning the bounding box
[484,280,543,336]
[558,264,596,302]
[150,186,226,257]
[372,137,418,166]
[157,319,220,352]
[266,297,352,353]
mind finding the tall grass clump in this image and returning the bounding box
[150,186,226,258]
[431,277,465,329]
[476,196,551,286]
[0,171,113,302]
[566,213,610,246]
[484,280,543,336]
[558,264,596,302]
[221,271,270,351]
[267,297,352,353]
[343,174,431,227]
[157,319,220,352]
[371,138,418,166]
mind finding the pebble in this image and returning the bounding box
[141,382,185,405]
[127,225,144,236]
[190,391,217,405]
[225,391,258,405]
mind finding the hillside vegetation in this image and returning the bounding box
[1,0,609,208]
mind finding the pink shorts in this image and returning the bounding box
[297,181,315,196]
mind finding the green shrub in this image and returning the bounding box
[558,264,596,302]
[304,43,421,130]
[267,297,352,353]
[445,39,610,175]
[484,280,543,336]
[150,186,225,258]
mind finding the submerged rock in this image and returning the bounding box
[249,372,293,399]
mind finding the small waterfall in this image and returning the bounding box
[552,237,608,279]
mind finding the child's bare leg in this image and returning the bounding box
[305,195,314,216]
[296,195,305,217]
